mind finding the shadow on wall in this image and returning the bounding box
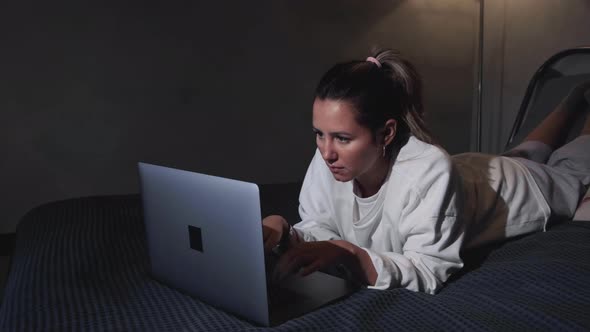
[278,0,403,51]
[0,0,476,234]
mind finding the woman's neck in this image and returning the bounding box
[354,157,392,198]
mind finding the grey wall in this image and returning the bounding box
[0,0,478,233]
[480,0,590,153]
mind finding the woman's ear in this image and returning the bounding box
[383,119,397,146]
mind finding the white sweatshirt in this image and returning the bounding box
[294,136,550,294]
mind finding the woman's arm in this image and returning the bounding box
[262,215,302,253]
[275,171,464,293]
[292,150,343,242]
[262,150,340,252]
[363,157,465,293]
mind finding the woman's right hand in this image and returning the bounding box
[262,215,289,254]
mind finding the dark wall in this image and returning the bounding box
[0,1,478,233]
[480,0,590,153]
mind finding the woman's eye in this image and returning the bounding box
[337,136,350,143]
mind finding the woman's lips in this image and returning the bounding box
[329,165,344,173]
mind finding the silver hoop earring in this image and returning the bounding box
[382,145,386,157]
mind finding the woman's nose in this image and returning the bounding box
[321,142,337,163]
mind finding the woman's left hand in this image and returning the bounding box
[273,240,357,281]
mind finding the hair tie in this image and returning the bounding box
[366,56,382,68]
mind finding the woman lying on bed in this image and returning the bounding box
[262,49,590,294]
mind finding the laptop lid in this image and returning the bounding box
[138,162,270,325]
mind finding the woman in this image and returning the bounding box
[263,49,590,294]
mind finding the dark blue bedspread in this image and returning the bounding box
[1,194,590,331]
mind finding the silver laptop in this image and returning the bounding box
[138,162,355,326]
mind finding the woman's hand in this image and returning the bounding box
[273,240,377,285]
[262,215,289,254]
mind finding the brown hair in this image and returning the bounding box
[314,49,434,152]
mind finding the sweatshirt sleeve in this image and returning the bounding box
[293,150,342,242]
[365,158,465,294]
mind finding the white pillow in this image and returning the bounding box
[574,187,590,221]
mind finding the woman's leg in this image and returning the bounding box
[522,81,590,149]
[505,84,590,226]
[583,119,590,136]
[582,88,590,136]
[503,82,590,163]
[539,92,590,222]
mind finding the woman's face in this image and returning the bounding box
[312,98,382,182]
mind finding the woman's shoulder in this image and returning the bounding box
[395,136,452,170]
[388,137,453,194]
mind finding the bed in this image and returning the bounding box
[1,189,590,331]
[2,48,590,331]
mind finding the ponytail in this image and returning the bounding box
[373,49,434,144]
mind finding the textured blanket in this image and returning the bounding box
[1,194,590,331]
